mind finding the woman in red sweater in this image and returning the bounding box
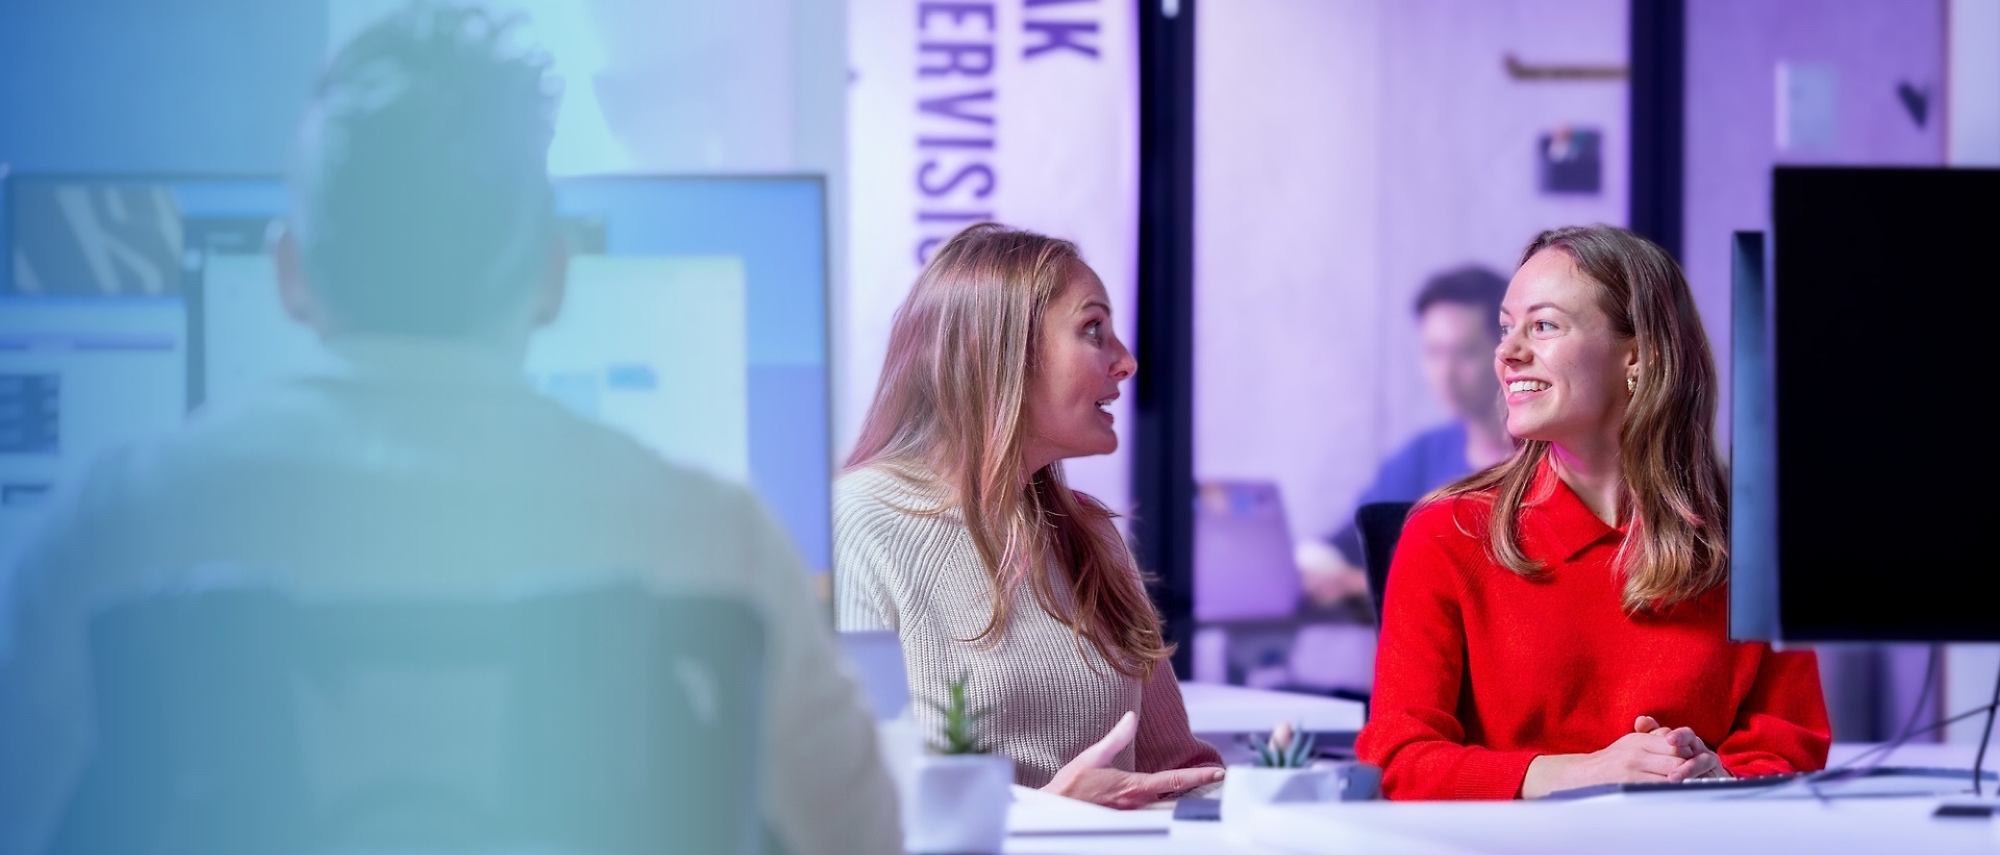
[1355,225,1830,800]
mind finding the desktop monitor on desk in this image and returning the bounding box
[1732,167,2000,642]
[3,174,834,572]
[0,176,283,553]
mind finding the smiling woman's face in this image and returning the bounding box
[1022,261,1136,472]
[1495,249,1638,448]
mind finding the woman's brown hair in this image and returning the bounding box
[1432,224,1729,611]
[845,223,1172,678]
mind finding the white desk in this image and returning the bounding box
[1245,792,1997,854]
[1004,785,1281,854]
[989,683,1359,854]
[1007,823,1279,855]
[1180,682,1366,735]
[1002,742,1999,855]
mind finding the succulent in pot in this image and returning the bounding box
[903,672,1014,855]
[1221,721,1334,824]
[1249,721,1318,768]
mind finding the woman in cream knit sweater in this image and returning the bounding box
[835,224,1223,809]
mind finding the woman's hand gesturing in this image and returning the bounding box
[1041,711,1226,809]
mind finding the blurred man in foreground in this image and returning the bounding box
[0,6,898,853]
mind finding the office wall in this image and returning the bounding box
[0,0,327,173]
[1195,0,1629,545]
[1951,0,2000,166]
[1684,0,1946,446]
[324,0,843,180]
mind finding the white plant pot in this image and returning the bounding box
[903,753,1014,855]
[1219,765,1336,825]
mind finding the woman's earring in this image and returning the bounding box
[1627,376,1637,395]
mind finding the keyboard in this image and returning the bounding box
[1544,773,1801,799]
[1546,767,1997,800]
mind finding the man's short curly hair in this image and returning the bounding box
[290,2,559,336]
[1413,265,1508,338]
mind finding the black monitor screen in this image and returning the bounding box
[1770,166,2000,641]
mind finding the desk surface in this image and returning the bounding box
[1003,742,1999,855]
[1247,791,1998,855]
[1180,682,1366,735]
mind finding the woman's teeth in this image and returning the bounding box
[1509,380,1550,393]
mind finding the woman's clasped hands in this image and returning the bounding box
[1521,715,1731,798]
[1634,715,1730,783]
[1041,712,1226,809]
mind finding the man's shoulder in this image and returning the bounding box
[1412,420,1468,447]
[475,397,774,534]
[1360,422,1467,504]
[535,409,754,503]
[1387,421,1466,463]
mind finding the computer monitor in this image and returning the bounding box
[3,174,834,573]
[1728,230,1776,643]
[1,175,284,552]
[1734,167,2000,642]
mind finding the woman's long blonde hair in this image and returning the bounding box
[845,223,1171,679]
[1431,225,1729,612]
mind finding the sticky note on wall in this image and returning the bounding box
[1777,61,1838,151]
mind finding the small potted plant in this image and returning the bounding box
[1220,721,1334,824]
[903,672,1014,855]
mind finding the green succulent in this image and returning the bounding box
[1245,721,1316,768]
[926,671,993,755]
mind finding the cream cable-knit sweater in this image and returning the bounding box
[834,464,1222,788]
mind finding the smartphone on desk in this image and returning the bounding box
[1172,797,1221,821]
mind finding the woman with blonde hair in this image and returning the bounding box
[836,223,1223,808]
[1356,224,1830,800]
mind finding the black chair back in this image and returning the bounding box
[1355,501,1416,627]
[53,584,765,855]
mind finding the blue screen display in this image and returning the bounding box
[2,174,832,572]
[557,178,832,572]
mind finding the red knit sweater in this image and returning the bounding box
[1354,462,1831,800]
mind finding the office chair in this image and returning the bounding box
[1354,501,1416,628]
[53,583,765,855]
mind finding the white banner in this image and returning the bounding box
[846,0,1139,518]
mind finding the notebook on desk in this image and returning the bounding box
[1008,786,1171,836]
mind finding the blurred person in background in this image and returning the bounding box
[1357,225,1827,800]
[836,224,1225,809]
[0,5,898,853]
[1299,266,1515,612]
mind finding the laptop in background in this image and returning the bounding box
[1193,481,1302,622]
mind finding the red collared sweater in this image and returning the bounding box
[1355,463,1831,800]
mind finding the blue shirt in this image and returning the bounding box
[1329,421,1473,566]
